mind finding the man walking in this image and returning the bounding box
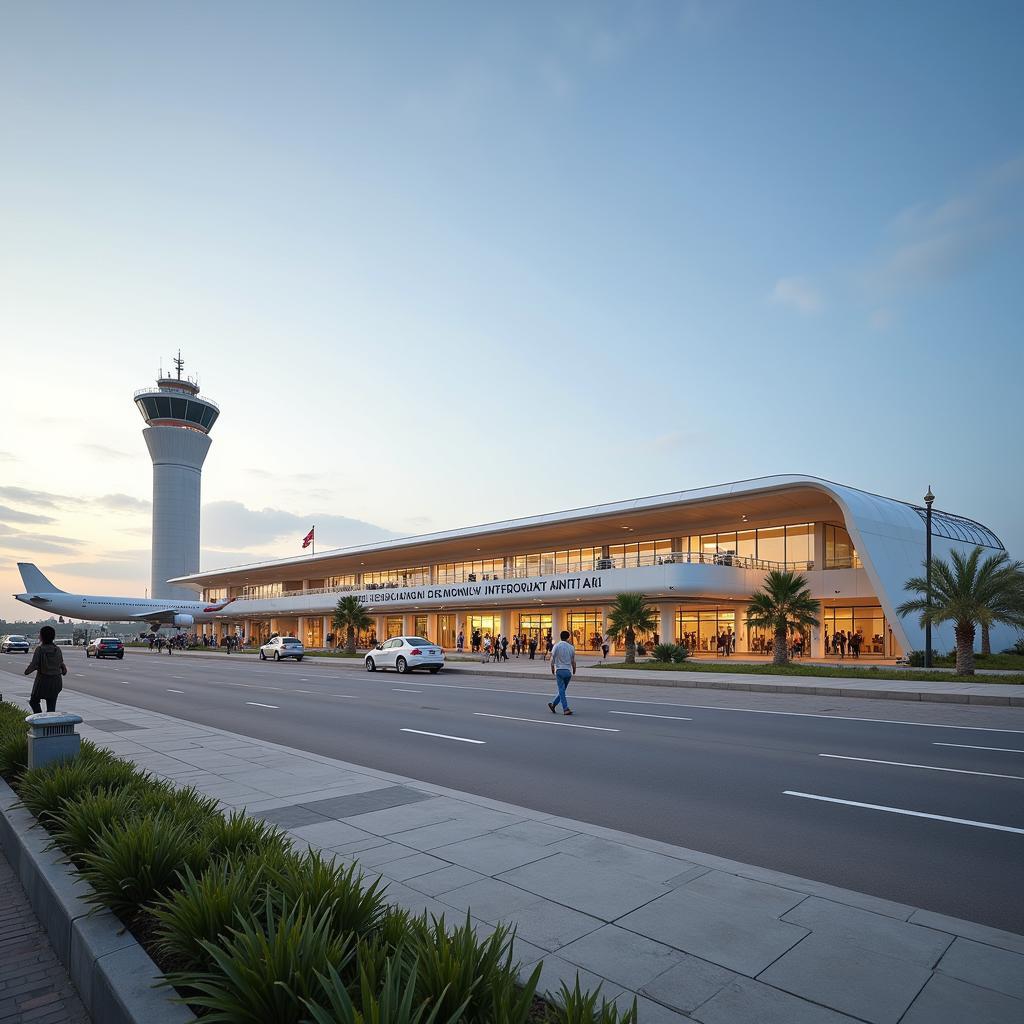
[547,629,576,716]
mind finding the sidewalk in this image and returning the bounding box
[4,678,1023,1024]
[0,845,90,1024]
[132,647,1024,706]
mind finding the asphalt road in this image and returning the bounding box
[4,651,1024,933]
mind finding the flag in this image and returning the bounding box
[302,527,315,549]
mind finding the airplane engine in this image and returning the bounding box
[173,613,195,628]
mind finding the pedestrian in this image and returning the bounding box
[528,636,537,660]
[838,630,847,658]
[500,635,509,661]
[547,629,576,716]
[482,634,491,664]
[601,635,610,660]
[544,631,553,661]
[24,625,66,713]
[457,630,465,653]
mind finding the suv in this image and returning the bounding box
[0,635,30,654]
[87,637,125,660]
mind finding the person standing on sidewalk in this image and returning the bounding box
[547,629,576,716]
[24,625,67,713]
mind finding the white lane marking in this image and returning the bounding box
[401,728,485,745]
[172,675,185,679]
[120,680,131,685]
[818,753,1024,781]
[934,742,1024,754]
[332,694,359,699]
[784,791,1024,835]
[473,712,619,732]
[392,688,422,693]
[166,688,184,694]
[408,681,1024,734]
[295,689,315,694]
[609,711,693,721]
[245,701,279,709]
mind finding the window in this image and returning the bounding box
[785,524,814,567]
[757,526,785,565]
[436,559,503,583]
[413,615,428,638]
[824,525,861,569]
[364,567,430,587]
[385,617,403,639]
[609,540,672,568]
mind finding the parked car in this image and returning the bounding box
[86,637,125,659]
[53,638,74,647]
[259,636,305,662]
[364,636,444,674]
[0,635,30,654]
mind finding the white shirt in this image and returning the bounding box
[551,640,575,671]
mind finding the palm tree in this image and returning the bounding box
[898,548,1024,674]
[332,595,373,655]
[605,592,658,664]
[746,570,821,667]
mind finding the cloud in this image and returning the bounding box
[0,535,80,555]
[201,501,399,551]
[770,276,823,314]
[0,486,83,509]
[95,493,151,513]
[0,504,55,525]
[78,443,137,460]
[49,553,149,583]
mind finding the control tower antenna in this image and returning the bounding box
[133,356,221,600]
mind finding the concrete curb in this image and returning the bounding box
[121,646,1024,706]
[0,776,194,1024]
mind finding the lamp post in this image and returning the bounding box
[924,486,934,668]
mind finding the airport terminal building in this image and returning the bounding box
[172,476,1010,658]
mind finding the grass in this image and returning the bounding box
[930,652,1024,671]
[595,660,1024,685]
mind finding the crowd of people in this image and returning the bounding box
[825,628,865,658]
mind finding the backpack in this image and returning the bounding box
[39,644,63,675]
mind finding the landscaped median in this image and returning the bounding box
[0,700,633,1024]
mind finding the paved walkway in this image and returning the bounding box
[132,647,1024,705]
[4,679,1022,1024]
[0,846,90,1024]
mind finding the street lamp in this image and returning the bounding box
[924,486,935,668]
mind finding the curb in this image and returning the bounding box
[0,776,194,1024]
[120,647,1024,706]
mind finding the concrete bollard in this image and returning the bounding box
[25,712,84,771]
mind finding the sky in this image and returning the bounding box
[1,1,1022,619]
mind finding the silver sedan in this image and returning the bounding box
[259,636,305,662]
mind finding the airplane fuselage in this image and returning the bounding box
[15,591,228,627]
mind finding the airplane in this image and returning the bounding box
[14,563,236,631]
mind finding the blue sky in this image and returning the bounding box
[0,1,1022,615]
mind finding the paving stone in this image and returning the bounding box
[612,991,689,1024]
[640,954,737,1014]
[389,819,498,851]
[936,936,1024,999]
[340,799,459,836]
[404,865,487,896]
[431,833,557,874]
[520,954,623,1002]
[496,820,579,846]
[691,976,861,1023]
[497,899,604,952]
[551,834,698,883]
[356,843,421,868]
[617,888,807,976]
[301,785,429,818]
[378,853,452,882]
[287,819,372,848]
[440,878,549,923]
[498,854,669,922]
[782,896,953,967]
[253,804,331,828]
[682,870,806,917]
[758,932,932,1023]
[558,925,685,989]
[900,971,1024,1024]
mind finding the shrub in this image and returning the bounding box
[551,977,638,1024]
[268,851,388,941]
[1013,637,1024,656]
[201,808,290,862]
[150,857,268,972]
[18,757,147,827]
[48,787,147,860]
[672,644,690,663]
[78,814,206,919]
[0,734,28,780]
[170,897,353,1024]
[410,914,529,1024]
[651,643,678,663]
[906,650,925,667]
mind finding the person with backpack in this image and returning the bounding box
[24,625,67,713]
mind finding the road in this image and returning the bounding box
[4,651,1023,933]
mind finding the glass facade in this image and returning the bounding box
[365,567,430,588]
[135,394,219,430]
[824,525,862,569]
[518,613,552,643]
[414,614,428,638]
[567,611,603,651]
[384,615,403,638]
[675,609,737,653]
[436,559,503,583]
[608,540,673,567]
[468,615,500,641]
[437,614,457,649]
[304,618,322,648]
[822,606,887,655]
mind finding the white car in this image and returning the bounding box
[364,636,444,674]
[0,635,30,653]
[259,636,305,662]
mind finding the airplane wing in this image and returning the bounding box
[128,608,180,625]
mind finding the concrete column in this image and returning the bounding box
[659,604,675,646]
[548,607,563,642]
[322,616,331,648]
[426,613,438,644]
[298,616,306,645]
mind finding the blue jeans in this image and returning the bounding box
[551,669,572,710]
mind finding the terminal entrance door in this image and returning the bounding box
[519,613,552,645]
[468,615,498,641]
[437,614,456,649]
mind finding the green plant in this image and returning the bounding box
[150,857,268,971]
[906,650,925,667]
[303,947,468,1024]
[18,757,147,827]
[78,814,206,919]
[651,643,679,663]
[605,593,658,665]
[0,734,28,780]
[410,914,525,1024]
[333,595,374,654]
[746,570,821,667]
[551,977,638,1024]
[268,851,388,941]
[169,897,353,1024]
[48,786,148,860]
[671,643,690,663]
[201,808,290,861]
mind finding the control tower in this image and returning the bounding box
[134,354,219,600]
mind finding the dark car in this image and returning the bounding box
[87,637,125,660]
